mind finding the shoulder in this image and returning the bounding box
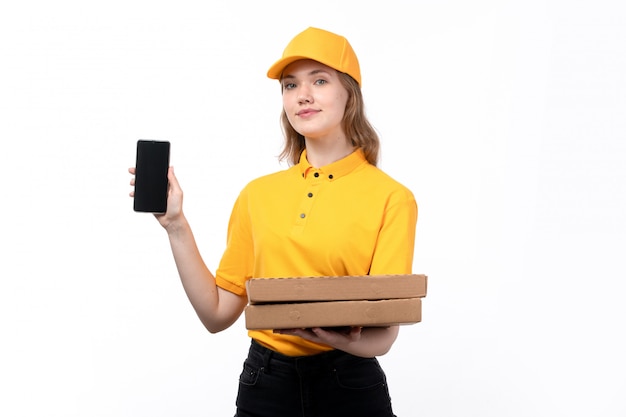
[358,164,415,199]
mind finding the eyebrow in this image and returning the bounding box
[282,69,332,80]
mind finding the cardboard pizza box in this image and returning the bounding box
[246,274,427,304]
[244,298,422,330]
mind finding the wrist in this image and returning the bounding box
[162,214,188,235]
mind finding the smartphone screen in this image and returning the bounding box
[133,139,170,213]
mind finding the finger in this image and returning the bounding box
[349,326,363,336]
[311,327,325,336]
[167,166,180,189]
[128,167,136,174]
[273,328,297,335]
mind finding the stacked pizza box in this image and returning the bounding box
[244,274,427,330]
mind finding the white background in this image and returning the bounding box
[1,1,625,416]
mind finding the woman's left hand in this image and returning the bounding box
[274,326,363,350]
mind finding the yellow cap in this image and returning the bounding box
[267,27,361,86]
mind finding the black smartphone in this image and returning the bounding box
[133,139,170,213]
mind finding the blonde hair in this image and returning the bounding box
[278,72,380,166]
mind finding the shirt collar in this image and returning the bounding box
[298,148,367,181]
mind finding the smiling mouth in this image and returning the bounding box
[297,109,320,117]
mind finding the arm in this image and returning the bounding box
[164,214,247,333]
[129,167,247,333]
[274,326,399,358]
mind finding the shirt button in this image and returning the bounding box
[328,174,334,179]
[300,213,306,218]
[314,172,319,178]
[307,192,313,198]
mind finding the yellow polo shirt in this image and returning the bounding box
[215,148,417,356]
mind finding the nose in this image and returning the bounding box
[297,86,312,104]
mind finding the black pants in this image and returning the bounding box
[235,340,397,417]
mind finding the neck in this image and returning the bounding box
[304,137,354,168]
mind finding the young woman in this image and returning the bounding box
[129,27,417,417]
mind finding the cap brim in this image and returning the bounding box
[267,55,310,80]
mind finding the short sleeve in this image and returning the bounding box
[369,188,417,275]
[214,187,255,296]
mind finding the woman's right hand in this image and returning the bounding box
[128,166,184,230]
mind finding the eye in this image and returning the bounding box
[283,82,296,90]
[314,79,327,86]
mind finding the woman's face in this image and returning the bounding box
[281,59,349,143]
